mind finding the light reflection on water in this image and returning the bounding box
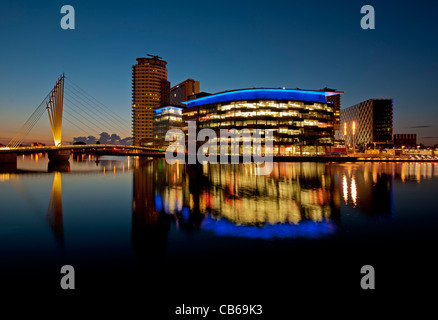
[1,154,438,262]
[143,160,341,241]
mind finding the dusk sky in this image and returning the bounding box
[0,0,437,145]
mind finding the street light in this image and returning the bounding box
[344,122,347,151]
[352,121,356,154]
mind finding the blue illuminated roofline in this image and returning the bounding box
[155,105,183,114]
[183,88,341,108]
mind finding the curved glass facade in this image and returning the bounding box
[184,89,338,155]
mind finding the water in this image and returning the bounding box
[0,154,436,314]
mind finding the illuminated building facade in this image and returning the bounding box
[132,56,170,146]
[394,133,417,148]
[170,78,200,107]
[321,87,343,134]
[153,106,184,148]
[183,88,341,155]
[340,98,393,148]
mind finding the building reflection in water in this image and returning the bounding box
[338,163,394,217]
[131,159,344,257]
[339,162,438,217]
[395,162,438,183]
[132,158,171,258]
[71,153,130,174]
[7,154,438,253]
[201,162,341,238]
[132,161,437,250]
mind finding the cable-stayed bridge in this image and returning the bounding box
[0,74,163,168]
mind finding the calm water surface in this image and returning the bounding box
[0,154,436,312]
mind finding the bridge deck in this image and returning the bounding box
[0,144,164,155]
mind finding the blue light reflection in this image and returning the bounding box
[202,215,333,240]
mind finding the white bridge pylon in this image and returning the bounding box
[47,74,65,147]
[6,73,66,149]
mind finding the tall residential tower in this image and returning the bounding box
[132,56,170,146]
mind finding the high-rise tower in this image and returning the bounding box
[132,56,170,146]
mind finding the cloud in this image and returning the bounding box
[72,132,132,145]
[411,125,432,128]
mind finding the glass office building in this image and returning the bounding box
[340,98,393,149]
[183,88,340,156]
[153,106,184,148]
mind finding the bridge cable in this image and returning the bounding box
[64,83,131,135]
[64,100,108,135]
[63,109,101,136]
[65,76,131,128]
[7,94,49,148]
[64,116,96,136]
[64,77,131,128]
[64,89,130,137]
[64,96,112,134]
[8,105,46,147]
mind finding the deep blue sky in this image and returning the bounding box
[0,0,437,144]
